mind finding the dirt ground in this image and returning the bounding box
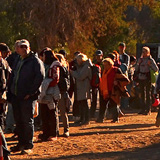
[5,110,160,160]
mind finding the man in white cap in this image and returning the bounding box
[8,39,45,154]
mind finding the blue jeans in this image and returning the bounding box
[12,96,35,149]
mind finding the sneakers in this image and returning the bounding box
[155,117,160,127]
[21,149,32,155]
[10,145,32,154]
[63,131,69,138]
[47,136,57,141]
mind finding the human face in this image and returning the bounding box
[118,46,126,55]
[15,44,20,54]
[142,49,149,58]
[18,45,30,58]
[96,55,103,63]
[103,61,111,71]
[77,58,83,65]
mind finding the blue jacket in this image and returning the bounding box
[9,51,45,100]
[120,53,130,74]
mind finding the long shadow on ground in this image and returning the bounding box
[81,123,154,130]
[70,128,159,137]
[69,123,159,137]
[14,141,160,160]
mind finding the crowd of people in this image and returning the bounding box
[0,39,160,159]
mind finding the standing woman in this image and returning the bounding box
[99,58,130,122]
[38,50,61,141]
[136,47,158,115]
[71,53,92,125]
[56,54,70,137]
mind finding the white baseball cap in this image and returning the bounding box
[19,39,30,48]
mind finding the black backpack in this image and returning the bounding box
[58,66,70,92]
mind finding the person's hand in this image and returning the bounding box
[24,95,30,100]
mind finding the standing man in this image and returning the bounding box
[0,43,11,160]
[9,39,45,153]
[5,40,20,134]
[90,50,103,119]
[118,42,130,110]
[0,43,11,130]
[118,42,130,74]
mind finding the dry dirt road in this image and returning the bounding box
[6,111,160,160]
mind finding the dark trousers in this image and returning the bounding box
[90,87,98,118]
[139,80,152,112]
[12,97,35,149]
[97,94,107,120]
[78,100,89,122]
[72,100,80,117]
[40,104,59,138]
[98,96,118,121]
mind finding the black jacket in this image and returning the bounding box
[8,51,45,100]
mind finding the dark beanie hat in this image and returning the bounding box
[59,49,67,57]
[95,50,103,56]
[119,42,126,47]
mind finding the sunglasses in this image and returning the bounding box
[20,45,27,49]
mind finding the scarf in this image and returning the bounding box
[100,66,116,99]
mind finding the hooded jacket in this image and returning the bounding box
[71,59,92,101]
[9,51,45,100]
[135,55,158,80]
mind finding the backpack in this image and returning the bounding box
[90,64,101,88]
[150,69,158,84]
[58,66,70,92]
